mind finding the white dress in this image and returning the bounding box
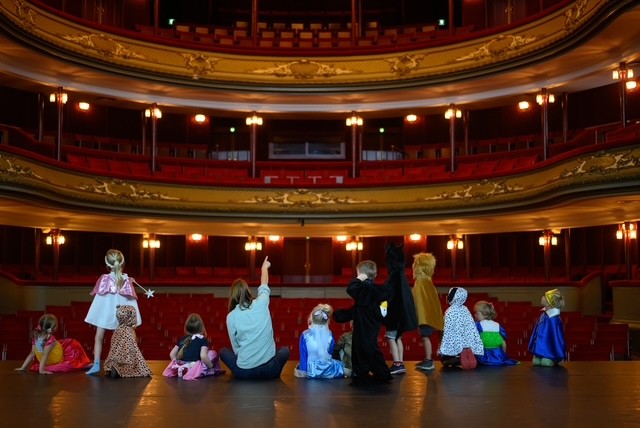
[84,272,141,330]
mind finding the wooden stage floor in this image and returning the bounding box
[2,360,640,427]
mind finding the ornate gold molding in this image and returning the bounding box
[0,0,611,87]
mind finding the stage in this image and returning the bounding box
[2,360,639,427]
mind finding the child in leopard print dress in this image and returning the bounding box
[104,305,152,378]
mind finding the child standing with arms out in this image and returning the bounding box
[84,249,141,375]
[439,287,484,370]
[412,253,444,371]
[528,289,566,366]
[347,260,393,386]
[294,303,344,379]
[15,314,90,374]
[163,313,224,380]
[473,301,519,366]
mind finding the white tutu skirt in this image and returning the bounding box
[84,294,141,330]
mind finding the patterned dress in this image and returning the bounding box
[438,287,484,357]
[104,305,152,378]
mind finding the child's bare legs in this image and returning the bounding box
[387,337,404,363]
[416,325,436,371]
[86,327,105,375]
[421,336,433,360]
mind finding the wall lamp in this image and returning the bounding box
[613,62,637,90]
[536,92,555,105]
[189,233,203,242]
[538,230,558,246]
[194,114,207,123]
[244,237,262,251]
[405,114,418,123]
[447,234,464,250]
[616,221,637,240]
[49,92,68,104]
[144,107,162,119]
[409,233,422,242]
[143,236,160,248]
[444,108,461,119]
[246,114,263,125]
[346,238,363,251]
[45,229,65,245]
[346,115,363,126]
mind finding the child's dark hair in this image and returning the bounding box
[176,313,206,360]
[34,314,58,339]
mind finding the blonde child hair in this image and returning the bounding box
[544,289,565,310]
[473,301,497,320]
[177,313,207,360]
[413,253,436,280]
[308,304,333,326]
[105,249,126,289]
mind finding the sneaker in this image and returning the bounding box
[460,348,477,370]
[389,363,406,374]
[416,359,435,371]
[441,357,460,368]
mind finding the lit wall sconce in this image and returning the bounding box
[45,229,65,245]
[49,92,68,104]
[194,114,207,123]
[336,235,348,242]
[144,107,162,119]
[244,237,263,251]
[447,234,464,250]
[444,108,461,119]
[142,236,160,248]
[405,114,417,123]
[409,233,422,241]
[246,114,263,125]
[345,238,363,251]
[190,233,203,242]
[538,230,558,246]
[613,63,635,90]
[518,100,530,111]
[268,235,281,242]
[78,102,90,111]
[346,115,363,126]
[536,92,555,105]
[616,221,637,240]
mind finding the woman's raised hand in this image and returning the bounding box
[262,256,271,270]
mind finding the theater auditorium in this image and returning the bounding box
[1,0,640,426]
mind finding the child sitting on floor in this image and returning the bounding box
[163,313,224,380]
[473,301,518,366]
[438,287,484,370]
[15,313,90,374]
[294,303,344,379]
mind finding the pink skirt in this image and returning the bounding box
[162,350,224,381]
[31,338,91,373]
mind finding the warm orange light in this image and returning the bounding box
[409,234,421,241]
[405,114,417,122]
[78,102,90,111]
[194,114,206,123]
